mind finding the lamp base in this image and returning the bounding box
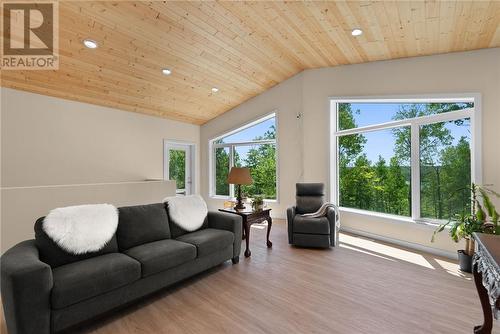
[233,184,246,210]
[234,198,245,210]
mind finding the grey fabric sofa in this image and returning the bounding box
[287,183,338,248]
[1,203,242,334]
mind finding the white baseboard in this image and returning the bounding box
[340,226,458,260]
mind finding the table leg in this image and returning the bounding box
[473,262,493,334]
[244,220,251,257]
[266,217,272,248]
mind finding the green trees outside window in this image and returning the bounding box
[168,149,186,191]
[212,115,277,200]
[420,125,471,220]
[234,126,277,199]
[337,102,473,221]
[215,147,230,196]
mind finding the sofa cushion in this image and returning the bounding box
[51,253,140,309]
[35,217,119,268]
[124,239,196,277]
[293,215,330,235]
[168,215,208,238]
[176,228,234,257]
[117,203,171,251]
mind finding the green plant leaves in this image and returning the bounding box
[432,184,500,243]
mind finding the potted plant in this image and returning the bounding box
[432,184,500,273]
[251,195,265,211]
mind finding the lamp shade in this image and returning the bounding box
[227,167,253,185]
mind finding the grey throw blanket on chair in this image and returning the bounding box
[301,203,340,225]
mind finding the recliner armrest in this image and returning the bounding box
[287,206,296,244]
[207,211,242,260]
[1,240,53,334]
[326,206,339,247]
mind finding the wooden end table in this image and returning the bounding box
[219,208,272,257]
[472,233,500,334]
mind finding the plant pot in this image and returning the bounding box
[253,204,263,211]
[458,250,473,273]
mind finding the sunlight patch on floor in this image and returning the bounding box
[340,243,397,262]
[339,234,435,269]
[434,258,471,279]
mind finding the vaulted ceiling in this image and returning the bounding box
[2,1,499,125]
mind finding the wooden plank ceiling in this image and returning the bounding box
[2,1,499,125]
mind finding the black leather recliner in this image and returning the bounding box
[287,183,338,248]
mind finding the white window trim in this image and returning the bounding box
[208,111,279,202]
[329,93,482,225]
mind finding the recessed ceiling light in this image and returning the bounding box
[211,87,219,93]
[83,39,98,49]
[351,28,363,36]
[161,68,172,76]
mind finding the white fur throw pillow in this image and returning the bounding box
[163,195,208,232]
[43,204,118,255]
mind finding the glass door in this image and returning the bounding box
[164,142,193,195]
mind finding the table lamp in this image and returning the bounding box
[227,167,253,210]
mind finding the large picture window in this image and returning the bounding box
[331,98,478,222]
[210,113,277,200]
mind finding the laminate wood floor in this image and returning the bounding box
[2,219,498,334]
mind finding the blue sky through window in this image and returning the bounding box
[221,117,275,159]
[349,103,400,127]
[345,103,471,163]
[222,117,275,143]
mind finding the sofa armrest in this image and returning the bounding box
[326,207,339,247]
[207,211,242,260]
[287,206,296,244]
[1,240,53,334]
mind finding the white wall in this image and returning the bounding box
[1,88,200,188]
[1,88,200,251]
[201,48,500,257]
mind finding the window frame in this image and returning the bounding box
[209,112,279,202]
[329,94,481,224]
